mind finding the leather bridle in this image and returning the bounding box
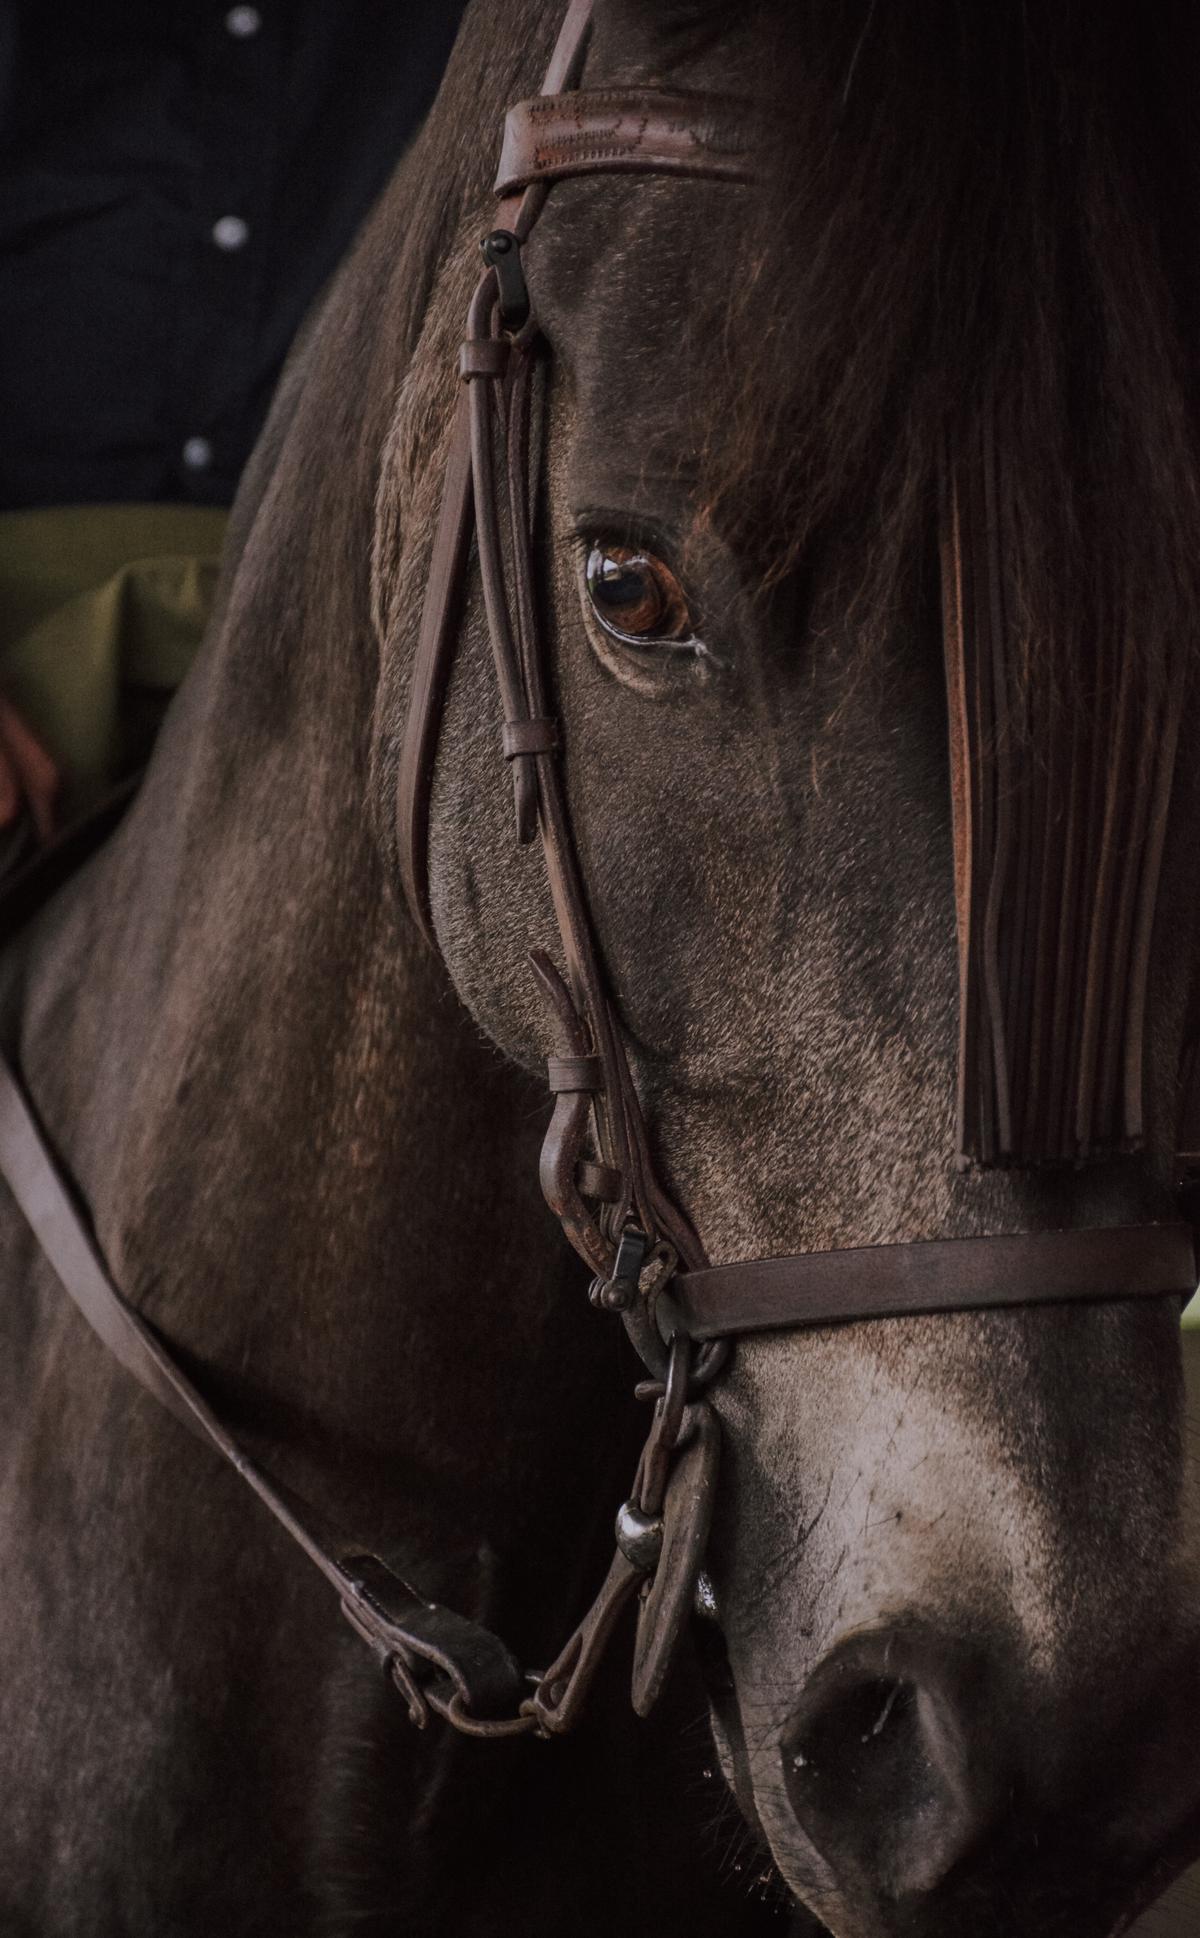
[0,0,1195,1743]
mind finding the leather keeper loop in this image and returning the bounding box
[577,1159,623,1203]
[548,1054,603,1094]
[459,338,511,381]
[502,717,559,759]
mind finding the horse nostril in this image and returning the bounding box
[783,1632,1002,1904]
[788,1675,920,1786]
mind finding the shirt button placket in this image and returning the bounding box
[175,3,270,494]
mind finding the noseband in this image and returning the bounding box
[0,0,1195,1743]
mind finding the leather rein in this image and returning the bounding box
[0,0,1195,1742]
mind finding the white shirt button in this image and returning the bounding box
[225,7,262,37]
[182,436,213,471]
[212,214,250,252]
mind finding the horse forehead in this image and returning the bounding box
[584,0,769,95]
[531,170,754,392]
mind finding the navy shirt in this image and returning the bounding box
[0,1,467,509]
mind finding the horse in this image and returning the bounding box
[3,1,1200,1934]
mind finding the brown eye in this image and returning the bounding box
[584,543,695,648]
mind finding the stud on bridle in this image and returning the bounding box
[0,0,1195,1743]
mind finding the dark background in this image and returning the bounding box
[0,0,468,510]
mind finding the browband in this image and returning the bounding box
[658,1224,1198,1342]
[494,88,758,195]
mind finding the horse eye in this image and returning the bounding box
[584,542,696,650]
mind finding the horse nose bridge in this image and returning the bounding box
[777,1624,1009,1905]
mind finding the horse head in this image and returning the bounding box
[373,1,1200,1930]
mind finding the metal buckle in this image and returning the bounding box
[588,1223,647,1312]
[481,230,530,330]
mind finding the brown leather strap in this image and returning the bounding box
[495,89,757,196]
[395,392,476,949]
[459,339,512,380]
[535,0,594,98]
[395,0,595,949]
[658,1224,1197,1342]
[577,1158,622,1202]
[0,1048,527,1718]
[502,716,559,758]
[547,1054,603,1093]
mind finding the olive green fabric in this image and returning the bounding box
[0,504,228,821]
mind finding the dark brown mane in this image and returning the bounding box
[612,0,1200,1164]
[676,0,1200,704]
